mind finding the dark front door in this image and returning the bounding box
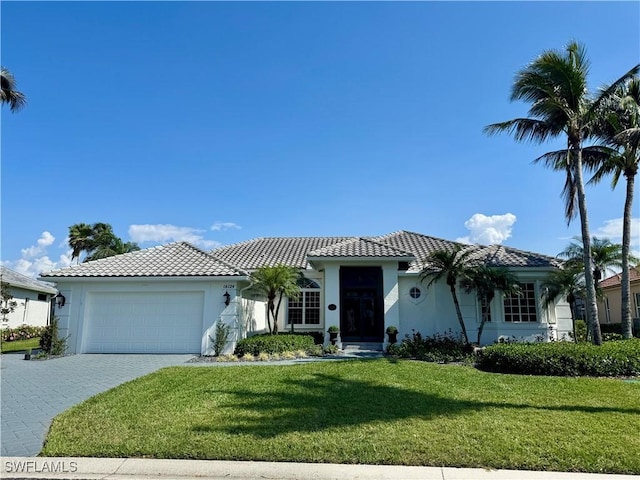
[340,267,384,342]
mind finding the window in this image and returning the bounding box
[635,293,640,319]
[409,287,421,299]
[604,297,611,324]
[288,278,321,325]
[480,297,491,322]
[503,283,537,322]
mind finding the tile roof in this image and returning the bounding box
[210,237,352,270]
[40,242,242,278]
[1,266,58,294]
[307,237,414,259]
[210,230,561,272]
[599,268,640,289]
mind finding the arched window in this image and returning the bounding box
[288,278,321,325]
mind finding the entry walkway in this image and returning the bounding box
[0,354,194,457]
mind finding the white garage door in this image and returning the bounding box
[84,291,204,353]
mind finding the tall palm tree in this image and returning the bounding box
[587,77,640,338]
[0,67,26,112]
[248,265,301,335]
[68,223,95,264]
[461,265,521,345]
[485,41,639,345]
[420,246,475,344]
[541,264,585,342]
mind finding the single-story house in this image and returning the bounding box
[1,266,59,330]
[597,267,640,325]
[39,230,572,354]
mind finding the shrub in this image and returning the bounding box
[210,320,231,356]
[39,317,68,356]
[387,330,474,363]
[235,333,316,356]
[1,325,46,342]
[475,339,640,377]
[573,319,588,343]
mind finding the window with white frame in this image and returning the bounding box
[635,293,640,319]
[288,278,321,325]
[480,297,492,323]
[503,283,537,322]
[604,297,611,324]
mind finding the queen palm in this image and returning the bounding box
[0,67,26,112]
[485,41,639,345]
[420,246,475,345]
[461,265,521,345]
[559,237,632,293]
[248,265,301,335]
[587,77,640,338]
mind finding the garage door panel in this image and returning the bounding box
[84,291,203,353]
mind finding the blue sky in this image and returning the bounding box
[1,1,639,277]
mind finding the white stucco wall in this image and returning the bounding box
[52,278,239,354]
[1,286,53,330]
[397,271,573,345]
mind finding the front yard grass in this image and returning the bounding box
[41,359,640,474]
[1,337,40,353]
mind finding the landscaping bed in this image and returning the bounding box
[41,359,640,474]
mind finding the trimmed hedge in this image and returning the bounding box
[235,333,316,356]
[476,339,640,377]
[387,330,474,363]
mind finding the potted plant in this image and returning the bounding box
[386,326,399,344]
[24,348,32,361]
[327,325,340,345]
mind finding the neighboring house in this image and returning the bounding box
[40,230,571,354]
[1,266,58,330]
[597,268,640,325]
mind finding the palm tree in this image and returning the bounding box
[461,265,521,345]
[587,77,640,338]
[68,223,95,264]
[248,265,301,335]
[420,246,475,344]
[541,264,585,342]
[85,235,140,262]
[485,41,639,345]
[0,67,26,112]
[559,237,632,293]
[69,222,139,263]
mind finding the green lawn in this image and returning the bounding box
[42,359,640,474]
[1,337,40,354]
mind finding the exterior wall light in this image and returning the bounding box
[223,291,231,306]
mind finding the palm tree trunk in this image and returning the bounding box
[449,284,469,344]
[621,173,635,338]
[573,147,602,345]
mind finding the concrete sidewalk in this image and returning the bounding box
[1,457,638,480]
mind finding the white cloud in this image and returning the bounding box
[21,231,56,259]
[3,231,72,278]
[593,217,640,259]
[128,224,221,250]
[211,221,242,232]
[456,213,517,245]
[593,217,640,243]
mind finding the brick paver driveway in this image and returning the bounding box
[0,354,194,457]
